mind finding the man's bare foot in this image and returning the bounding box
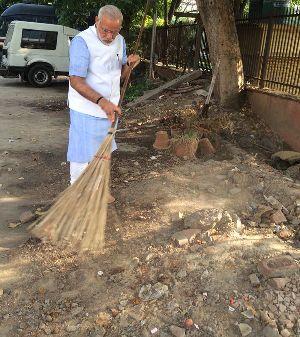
[108,194,115,204]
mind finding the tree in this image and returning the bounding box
[196,0,244,108]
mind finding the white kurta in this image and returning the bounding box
[68,25,124,118]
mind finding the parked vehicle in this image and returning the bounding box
[0,21,79,87]
[0,3,58,48]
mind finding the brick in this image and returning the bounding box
[268,277,290,290]
[258,255,299,278]
[172,229,201,247]
[270,210,287,224]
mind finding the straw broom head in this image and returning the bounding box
[31,131,114,252]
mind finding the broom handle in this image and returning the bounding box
[111,0,152,130]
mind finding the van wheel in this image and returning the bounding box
[28,65,52,87]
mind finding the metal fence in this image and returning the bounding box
[142,7,300,96]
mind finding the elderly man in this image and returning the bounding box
[67,5,140,200]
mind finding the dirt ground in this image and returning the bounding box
[0,76,299,337]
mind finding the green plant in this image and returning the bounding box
[124,78,154,102]
[173,129,199,144]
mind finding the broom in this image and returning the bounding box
[30,0,151,252]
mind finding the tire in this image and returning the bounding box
[28,64,52,87]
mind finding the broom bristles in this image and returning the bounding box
[31,132,115,252]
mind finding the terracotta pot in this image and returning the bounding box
[153,131,170,150]
[172,139,199,159]
[198,138,216,156]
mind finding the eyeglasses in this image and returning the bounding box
[99,25,121,38]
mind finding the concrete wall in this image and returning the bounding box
[247,89,300,151]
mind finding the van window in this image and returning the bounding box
[21,29,58,50]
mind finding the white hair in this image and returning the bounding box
[98,5,123,23]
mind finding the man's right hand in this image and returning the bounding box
[98,98,121,123]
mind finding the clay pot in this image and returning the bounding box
[153,131,170,150]
[172,139,199,159]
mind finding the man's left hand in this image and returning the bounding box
[127,54,140,69]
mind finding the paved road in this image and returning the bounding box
[0,76,69,249]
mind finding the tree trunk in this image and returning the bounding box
[196,0,244,108]
[168,0,181,23]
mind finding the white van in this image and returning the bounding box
[0,21,79,87]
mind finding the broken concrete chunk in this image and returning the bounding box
[264,195,287,212]
[172,229,201,246]
[139,283,169,301]
[184,209,222,230]
[268,277,290,290]
[258,255,299,278]
[263,325,280,337]
[169,325,186,337]
[238,323,252,336]
[249,273,260,287]
[195,89,209,97]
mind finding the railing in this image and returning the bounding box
[142,7,300,96]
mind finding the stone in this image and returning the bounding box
[255,206,274,222]
[278,229,293,240]
[249,273,260,287]
[183,208,222,230]
[260,311,273,324]
[66,325,78,332]
[0,288,4,297]
[176,270,187,279]
[268,278,290,290]
[285,320,293,329]
[264,196,286,211]
[95,312,112,327]
[278,304,286,313]
[270,210,287,224]
[19,210,35,224]
[139,283,169,301]
[171,229,201,246]
[183,319,193,329]
[171,212,184,223]
[280,329,291,337]
[271,151,300,165]
[238,323,252,336]
[169,325,185,337]
[291,218,300,226]
[195,89,209,97]
[263,325,280,337]
[258,255,299,278]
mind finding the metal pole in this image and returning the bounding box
[149,0,157,79]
